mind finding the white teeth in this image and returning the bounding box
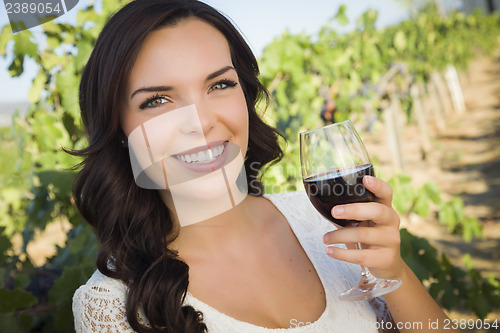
[175,144,225,164]
[198,151,207,163]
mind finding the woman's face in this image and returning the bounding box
[120,18,249,199]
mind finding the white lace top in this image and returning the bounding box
[73,191,390,332]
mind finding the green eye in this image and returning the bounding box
[140,94,169,109]
[212,83,227,90]
[209,79,238,93]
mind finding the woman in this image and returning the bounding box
[72,0,457,332]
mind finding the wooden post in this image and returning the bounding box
[445,65,466,114]
[431,72,454,116]
[410,85,432,160]
[383,99,405,172]
[427,81,446,134]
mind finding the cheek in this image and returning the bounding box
[231,90,249,151]
[120,111,142,137]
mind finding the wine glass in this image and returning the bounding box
[299,120,402,301]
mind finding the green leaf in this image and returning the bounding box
[392,183,414,214]
[483,276,500,307]
[28,70,47,103]
[419,248,441,275]
[334,5,349,26]
[403,255,429,282]
[399,228,413,258]
[485,293,500,308]
[32,112,71,152]
[0,228,12,263]
[76,6,97,26]
[42,21,63,36]
[441,284,458,309]
[462,253,475,270]
[423,182,441,204]
[49,265,93,330]
[37,171,75,198]
[438,203,456,231]
[394,30,407,51]
[389,174,416,214]
[55,60,78,93]
[55,60,81,118]
[451,197,466,221]
[0,25,13,56]
[14,273,30,289]
[487,273,499,288]
[413,189,430,217]
[13,32,38,59]
[462,216,482,242]
[0,268,6,288]
[429,271,448,298]
[40,53,63,72]
[0,288,37,312]
[8,56,24,77]
[74,39,94,70]
[0,312,34,333]
[49,266,88,304]
[470,294,491,319]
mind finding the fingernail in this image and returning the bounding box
[326,247,335,256]
[333,206,344,217]
[365,175,374,185]
[323,233,329,244]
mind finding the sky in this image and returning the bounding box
[0,0,410,103]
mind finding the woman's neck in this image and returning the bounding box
[167,193,264,257]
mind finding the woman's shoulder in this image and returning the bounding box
[73,269,128,300]
[263,190,312,215]
[73,270,138,332]
[264,190,335,235]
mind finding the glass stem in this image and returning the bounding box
[354,241,378,289]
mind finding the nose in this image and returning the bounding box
[179,102,216,136]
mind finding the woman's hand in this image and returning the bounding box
[321,175,459,332]
[322,175,405,280]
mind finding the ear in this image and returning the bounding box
[118,130,128,148]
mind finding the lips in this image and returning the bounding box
[172,141,230,173]
[174,142,226,164]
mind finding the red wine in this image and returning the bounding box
[303,164,375,227]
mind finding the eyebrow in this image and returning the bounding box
[130,65,236,100]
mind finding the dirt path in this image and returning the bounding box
[433,55,500,277]
[405,51,500,280]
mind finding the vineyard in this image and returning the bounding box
[0,1,500,331]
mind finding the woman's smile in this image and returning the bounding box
[171,141,229,173]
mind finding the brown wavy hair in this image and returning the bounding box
[71,0,283,332]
